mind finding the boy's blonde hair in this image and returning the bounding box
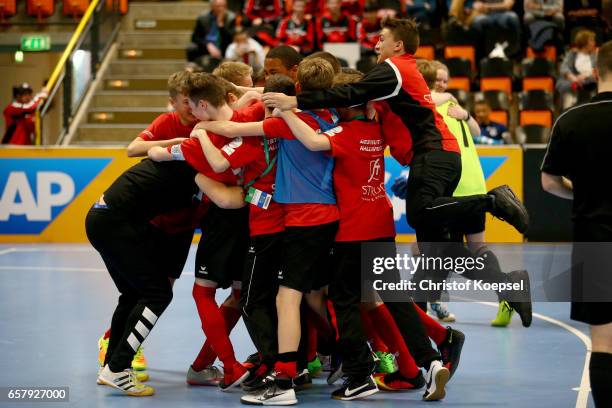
[416,59,437,90]
[297,58,335,92]
[213,61,253,86]
[167,70,191,98]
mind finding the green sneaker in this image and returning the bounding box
[491,301,514,327]
[307,357,322,377]
[375,351,398,374]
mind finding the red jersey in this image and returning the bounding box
[316,12,357,44]
[276,15,316,54]
[223,136,284,236]
[244,0,282,22]
[324,120,395,241]
[2,94,45,145]
[341,0,365,15]
[263,110,340,227]
[139,112,195,141]
[358,18,380,50]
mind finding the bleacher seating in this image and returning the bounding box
[519,90,554,128]
[522,58,555,92]
[475,91,510,126]
[480,58,514,95]
[0,0,16,21]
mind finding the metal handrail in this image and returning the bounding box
[34,0,121,145]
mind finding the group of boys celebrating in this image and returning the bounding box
[89,16,531,406]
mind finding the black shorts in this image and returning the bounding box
[279,222,338,293]
[150,225,194,279]
[241,232,284,310]
[571,302,612,325]
[451,212,486,236]
[195,205,249,288]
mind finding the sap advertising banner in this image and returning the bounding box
[0,148,139,243]
[0,146,522,243]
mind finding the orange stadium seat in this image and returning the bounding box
[27,0,54,21]
[444,45,476,71]
[522,58,555,92]
[448,77,470,92]
[0,0,16,21]
[526,46,557,62]
[520,110,553,128]
[415,45,435,60]
[480,77,512,94]
[63,0,89,17]
[490,111,509,127]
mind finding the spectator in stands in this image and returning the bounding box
[523,0,564,30]
[187,0,237,67]
[244,0,283,47]
[448,0,476,29]
[470,0,521,56]
[556,29,598,107]
[276,0,316,54]
[341,0,365,15]
[358,3,381,55]
[317,0,357,45]
[2,83,47,145]
[473,100,510,144]
[405,0,438,29]
[213,61,254,87]
[224,28,266,71]
[523,0,564,54]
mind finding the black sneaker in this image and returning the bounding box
[327,353,344,385]
[488,185,529,233]
[438,327,465,380]
[241,373,297,406]
[374,370,425,391]
[293,369,312,392]
[506,270,532,327]
[331,375,379,401]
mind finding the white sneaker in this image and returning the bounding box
[423,360,449,401]
[186,365,223,386]
[97,365,155,396]
[97,365,148,384]
[429,301,456,323]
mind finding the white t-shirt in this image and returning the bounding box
[224,38,265,71]
[575,52,593,77]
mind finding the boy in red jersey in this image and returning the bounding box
[195,58,339,406]
[276,0,316,54]
[149,73,265,391]
[317,0,357,45]
[277,71,451,401]
[2,83,47,145]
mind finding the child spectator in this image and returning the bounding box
[2,83,47,145]
[473,100,510,144]
[224,28,266,71]
[556,29,598,108]
[358,4,381,55]
[276,0,316,54]
[317,0,357,45]
[244,0,283,47]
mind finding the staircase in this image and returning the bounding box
[73,1,207,145]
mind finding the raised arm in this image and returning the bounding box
[194,120,264,138]
[127,137,187,157]
[263,61,402,111]
[191,129,231,173]
[278,111,331,151]
[195,173,246,209]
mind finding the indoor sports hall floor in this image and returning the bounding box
[0,244,594,408]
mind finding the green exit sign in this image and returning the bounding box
[21,35,51,52]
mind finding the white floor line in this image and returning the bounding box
[0,247,94,254]
[476,301,591,408]
[0,248,17,256]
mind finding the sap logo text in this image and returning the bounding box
[0,158,111,234]
[0,172,75,221]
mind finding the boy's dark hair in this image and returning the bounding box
[597,40,612,80]
[264,74,297,96]
[381,17,420,55]
[185,72,227,108]
[266,45,303,69]
[304,51,341,74]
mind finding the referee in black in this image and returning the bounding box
[541,40,612,408]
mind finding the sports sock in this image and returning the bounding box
[103,328,111,340]
[368,304,420,378]
[275,352,299,378]
[360,307,389,353]
[192,284,238,372]
[306,319,318,362]
[413,302,447,345]
[192,304,242,371]
[590,352,612,407]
